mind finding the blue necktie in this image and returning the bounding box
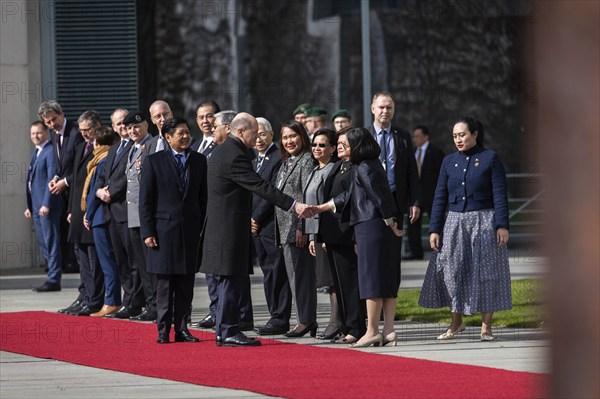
[175,153,186,190]
[379,130,388,168]
[255,155,265,172]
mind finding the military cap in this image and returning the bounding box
[292,103,311,116]
[331,109,351,121]
[305,106,327,118]
[122,110,146,125]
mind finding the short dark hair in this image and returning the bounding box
[195,100,220,114]
[312,128,339,162]
[280,120,311,160]
[95,126,116,146]
[31,120,47,131]
[413,125,430,136]
[454,116,484,147]
[347,127,381,164]
[163,117,189,135]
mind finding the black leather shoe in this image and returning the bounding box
[255,322,289,336]
[130,309,157,322]
[58,300,82,314]
[216,336,223,346]
[192,313,216,328]
[75,305,101,316]
[157,333,169,344]
[239,321,254,331]
[33,281,61,292]
[105,306,143,319]
[174,331,200,343]
[222,333,261,347]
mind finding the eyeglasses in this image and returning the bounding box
[151,112,172,121]
[311,143,331,148]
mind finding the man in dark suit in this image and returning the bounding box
[190,100,220,156]
[200,112,313,347]
[367,92,421,291]
[405,125,445,260]
[57,110,104,315]
[140,117,207,344]
[39,100,84,273]
[25,121,63,292]
[251,117,292,335]
[95,108,144,319]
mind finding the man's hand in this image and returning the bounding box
[96,186,111,203]
[83,215,90,231]
[49,178,67,195]
[409,206,420,224]
[24,209,31,219]
[66,213,72,224]
[39,206,50,217]
[294,202,316,219]
[251,218,260,236]
[145,237,158,248]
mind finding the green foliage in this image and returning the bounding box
[396,279,546,328]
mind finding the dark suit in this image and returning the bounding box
[200,137,294,339]
[97,139,144,309]
[407,142,445,259]
[50,119,84,269]
[67,141,103,309]
[26,142,62,284]
[251,144,291,328]
[368,124,421,291]
[319,160,366,338]
[190,136,217,157]
[139,148,207,336]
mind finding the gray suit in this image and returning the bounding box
[274,152,317,325]
[125,134,156,312]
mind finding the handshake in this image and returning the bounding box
[293,202,331,219]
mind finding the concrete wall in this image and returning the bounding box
[1,0,42,270]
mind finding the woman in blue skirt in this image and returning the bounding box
[315,127,403,347]
[418,116,511,341]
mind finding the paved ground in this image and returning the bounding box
[0,256,549,398]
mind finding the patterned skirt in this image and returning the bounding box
[418,210,512,314]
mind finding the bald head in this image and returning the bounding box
[230,112,259,148]
[149,100,173,132]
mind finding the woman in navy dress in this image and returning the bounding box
[315,127,403,347]
[419,117,511,341]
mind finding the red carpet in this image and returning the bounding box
[1,311,545,398]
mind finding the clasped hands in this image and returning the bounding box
[293,202,331,219]
[48,176,67,195]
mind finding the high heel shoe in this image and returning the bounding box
[437,322,466,340]
[316,323,342,340]
[284,322,318,338]
[350,333,383,348]
[382,331,397,346]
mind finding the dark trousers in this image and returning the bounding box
[156,274,194,335]
[327,244,366,338]
[59,194,77,268]
[108,218,144,308]
[74,243,104,308]
[215,275,249,339]
[407,212,426,259]
[129,227,157,312]
[205,273,253,322]
[253,233,291,327]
